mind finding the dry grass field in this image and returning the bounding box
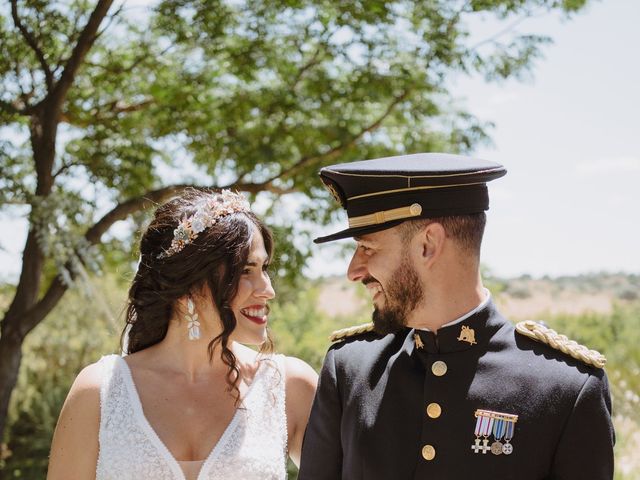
[317,273,637,319]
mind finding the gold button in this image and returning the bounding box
[410,203,422,216]
[431,360,447,377]
[422,444,436,461]
[426,402,442,419]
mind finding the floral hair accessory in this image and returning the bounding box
[158,190,250,259]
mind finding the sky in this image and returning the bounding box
[311,0,640,278]
[1,0,639,282]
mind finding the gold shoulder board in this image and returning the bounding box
[515,320,607,369]
[329,322,375,342]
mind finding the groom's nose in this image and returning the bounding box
[347,248,367,282]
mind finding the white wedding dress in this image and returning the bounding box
[95,354,288,480]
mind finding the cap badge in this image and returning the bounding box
[471,409,518,456]
[413,333,424,350]
[457,325,477,345]
[325,181,345,207]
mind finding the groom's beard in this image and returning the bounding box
[370,255,424,335]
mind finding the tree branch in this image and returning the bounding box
[0,99,22,116]
[60,98,155,126]
[10,0,54,89]
[468,8,547,51]
[84,184,196,244]
[234,47,325,185]
[49,0,115,112]
[225,181,297,196]
[52,160,81,179]
[259,89,411,186]
[95,2,125,40]
[20,276,67,335]
[83,43,172,76]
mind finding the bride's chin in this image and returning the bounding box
[230,328,267,347]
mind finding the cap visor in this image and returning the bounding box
[313,220,404,244]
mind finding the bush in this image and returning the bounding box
[2,275,123,477]
[542,301,640,422]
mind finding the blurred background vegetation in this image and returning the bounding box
[1,270,639,478]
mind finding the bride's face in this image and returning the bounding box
[229,227,275,345]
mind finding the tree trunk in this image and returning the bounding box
[0,108,55,445]
[0,0,115,446]
[0,327,23,444]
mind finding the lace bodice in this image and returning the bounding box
[96,354,288,480]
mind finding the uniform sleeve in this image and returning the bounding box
[551,370,615,480]
[297,347,343,480]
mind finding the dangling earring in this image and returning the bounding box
[185,297,201,340]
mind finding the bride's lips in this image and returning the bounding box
[240,304,269,325]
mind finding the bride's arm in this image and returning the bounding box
[47,363,101,480]
[284,356,318,467]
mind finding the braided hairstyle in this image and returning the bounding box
[122,188,274,400]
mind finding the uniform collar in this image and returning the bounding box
[410,296,503,356]
[417,288,491,332]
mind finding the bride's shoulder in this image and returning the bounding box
[73,358,110,392]
[282,356,318,392]
[67,354,125,402]
[58,358,106,420]
[282,356,317,450]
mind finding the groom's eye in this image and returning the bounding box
[359,245,374,255]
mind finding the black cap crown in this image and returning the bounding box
[314,152,506,243]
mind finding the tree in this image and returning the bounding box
[0,0,588,442]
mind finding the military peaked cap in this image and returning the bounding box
[314,152,507,243]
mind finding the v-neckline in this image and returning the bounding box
[116,356,265,480]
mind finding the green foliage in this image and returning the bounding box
[542,301,640,423]
[1,275,122,476]
[1,0,593,270]
[540,300,640,479]
[269,279,363,371]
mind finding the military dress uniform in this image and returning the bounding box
[298,153,614,480]
[297,299,614,479]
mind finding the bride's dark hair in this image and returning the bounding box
[122,188,274,400]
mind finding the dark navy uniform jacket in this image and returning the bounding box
[298,300,614,480]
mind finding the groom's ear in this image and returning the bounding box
[417,222,446,267]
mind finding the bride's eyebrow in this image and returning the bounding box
[245,256,269,267]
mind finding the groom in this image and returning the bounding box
[298,153,614,479]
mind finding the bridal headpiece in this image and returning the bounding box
[158,190,250,259]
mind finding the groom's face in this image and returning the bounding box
[347,227,424,334]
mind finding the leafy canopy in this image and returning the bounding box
[1,0,587,279]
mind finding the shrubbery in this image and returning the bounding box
[1,275,122,477]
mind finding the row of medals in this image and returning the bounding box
[472,437,514,455]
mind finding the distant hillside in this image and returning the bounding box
[316,273,640,320]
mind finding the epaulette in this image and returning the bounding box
[515,320,606,369]
[329,322,375,342]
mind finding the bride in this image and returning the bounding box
[47,189,318,479]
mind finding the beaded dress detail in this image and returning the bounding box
[96,354,288,480]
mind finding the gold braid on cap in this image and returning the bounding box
[329,322,375,342]
[515,320,607,368]
[158,190,250,259]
